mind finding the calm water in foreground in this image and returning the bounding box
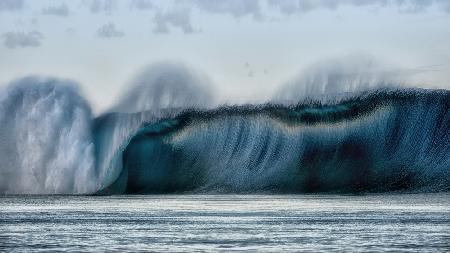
[0,194,449,252]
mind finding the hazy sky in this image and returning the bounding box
[1,0,450,112]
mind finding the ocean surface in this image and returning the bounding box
[0,194,449,252]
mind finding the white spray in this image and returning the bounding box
[0,76,96,194]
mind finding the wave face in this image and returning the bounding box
[96,89,450,194]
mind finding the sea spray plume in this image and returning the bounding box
[95,62,215,191]
[274,55,403,104]
[0,76,96,194]
[112,62,214,114]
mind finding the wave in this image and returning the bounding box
[96,89,450,194]
[0,67,448,194]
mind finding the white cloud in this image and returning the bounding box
[2,30,44,49]
[96,22,125,38]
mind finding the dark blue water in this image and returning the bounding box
[1,194,449,252]
[96,89,450,194]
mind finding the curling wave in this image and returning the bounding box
[96,89,450,194]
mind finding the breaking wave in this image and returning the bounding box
[98,89,450,194]
[0,62,448,194]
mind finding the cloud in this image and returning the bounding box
[129,0,153,10]
[169,0,449,29]
[42,3,69,17]
[2,30,44,49]
[268,0,450,15]
[89,0,116,13]
[435,0,450,13]
[268,0,382,15]
[192,0,262,20]
[153,8,197,34]
[0,0,24,11]
[157,0,263,33]
[396,0,434,14]
[96,22,125,38]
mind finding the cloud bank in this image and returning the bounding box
[268,0,450,15]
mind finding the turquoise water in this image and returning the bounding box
[1,194,449,252]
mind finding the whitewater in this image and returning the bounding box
[0,63,449,194]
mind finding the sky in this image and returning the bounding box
[1,0,450,113]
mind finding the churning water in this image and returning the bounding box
[1,194,449,252]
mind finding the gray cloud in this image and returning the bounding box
[268,0,384,15]
[129,0,153,10]
[435,0,450,13]
[268,0,450,15]
[0,0,24,11]
[153,8,196,34]
[169,0,450,31]
[2,31,44,49]
[193,0,262,20]
[89,0,116,13]
[96,22,125,38]
[159,0,263,33]
[42,3,69,17]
